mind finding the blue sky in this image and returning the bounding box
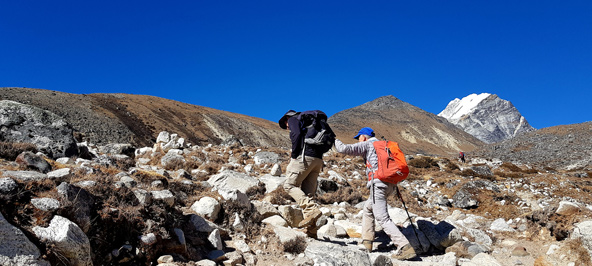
[1,1,590,129]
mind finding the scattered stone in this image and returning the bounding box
[511,246,530,257]
[56,157,74,164]
[556,201,581,215]
[208,229,224,250]
[2,170,48,182]
[191,197,221,221]
[188,214,216,233]
[120,175,137,188]
[75,180,96,188]
[270,163,282,176]
[218,189,250,209]
[31,198,60,211]
[490,218,515,232]
[47,168,71,181]
[161,150,186,169]
[33,215,92,266]
[140,233,157,245]
[16,152,52,173]
[278,205,304,227]
[0,177,17,193]
[151,190,175,207]
[262,215,288,227]
[133,189,153,205]
[258,174,286,193]
[252,200,280,219]
[253,152,279,165]
[157,255,174,264]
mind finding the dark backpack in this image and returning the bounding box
[297,110,336,154]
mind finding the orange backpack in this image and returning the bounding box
[366,140,409,184]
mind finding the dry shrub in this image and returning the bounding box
[220,199,262,239]
[501,162,523,172]
[408,157,438,169]
[282,235,307,254]
[132,169,167,183]
[494,170,523,179]
[562,238,592,265]
[246,182,267,199]
[198,162,222,175]
[0,142,37,160]
[163,157,185,171]
[114,156,136,171]
[267,187,292,205]
[317,180,367,205]
[460,169,477,177]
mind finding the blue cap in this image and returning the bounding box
[354,127,375,139]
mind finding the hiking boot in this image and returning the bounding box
[357,240,373,252]
[391,244,416,260]
[297,208,322,228]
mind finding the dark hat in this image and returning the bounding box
[278,110,298,129]
[354,127,375,139]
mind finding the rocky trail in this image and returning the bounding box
[2,128,592,266]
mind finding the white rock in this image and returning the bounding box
[270,163,282,176]
[556,201,581,215]
[191,197,221,221]
[490,218,515,232]
[31,198,60,211]
[262,215,288,227]
[208,229,224,250]
[207,170,259,194]
[0,177,17,193]
[140,233,157,245]
[33,215,92,266]
[151,190,175,207]
[273,226,307,245]
[47,168,71,180]
[156,131,170,144]
[259,174,286,193]
[218,189,250,209]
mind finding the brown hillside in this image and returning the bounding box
[0,87,289,148]
[328,95,484,156]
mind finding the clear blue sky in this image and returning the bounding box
[1,1,591,129]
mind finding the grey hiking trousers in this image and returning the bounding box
[362,180,410,248]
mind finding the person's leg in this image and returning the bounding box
[372,183,410,248]
[284,157,313,206]
[361,197,375,250]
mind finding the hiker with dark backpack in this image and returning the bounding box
[278,110,335,228]
[334,127,417,260]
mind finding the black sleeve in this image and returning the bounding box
[288,117,303,159]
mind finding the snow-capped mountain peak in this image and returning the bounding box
[438,93,535,143]
[438,93,491,121]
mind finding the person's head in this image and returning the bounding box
[354,127,375,142]
[278,110,298,130]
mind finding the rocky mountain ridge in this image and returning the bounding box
[329,95,484,156]
[0,87,290,149]
[438,93,535,144]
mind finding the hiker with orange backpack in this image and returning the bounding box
[334,127,417,260]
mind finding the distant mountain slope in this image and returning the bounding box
[438,93,535,143]
[473,122,592,170]
[0,87,289,148]
[328,95,484,156]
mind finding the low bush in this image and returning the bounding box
[0,142,37,160]
[408,156,439,169]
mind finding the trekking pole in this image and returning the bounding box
[395,185,421,243]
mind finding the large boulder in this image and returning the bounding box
[33,215,92,266]
[304,240,371,265]
[0,212,50,266]
[0,100,78,158]
[207,170,259,194]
